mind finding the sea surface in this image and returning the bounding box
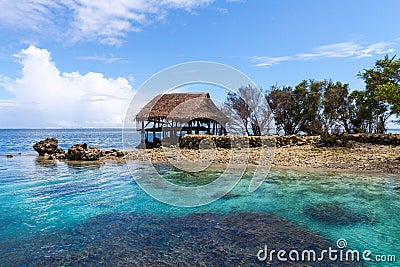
[0,129,399,266]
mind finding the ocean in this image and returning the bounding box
[0,129,399,266]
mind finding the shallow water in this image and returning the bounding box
[0,129,399,266]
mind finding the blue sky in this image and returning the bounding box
[0,0,400,128]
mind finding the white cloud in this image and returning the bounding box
[0,46,134,128]
[0,100,15,108]
[162,0,213,9]
[0,0,213,45]
[296,42,362,59]
[297,41,395,59]
[0,74,11,87]
[216,7,228,14]
[252,41,396,67]
[250,56,291,67]
[77,54,123,63]
[0,0,64,30]
[358,42,395,58]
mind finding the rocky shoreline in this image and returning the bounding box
[272,143,400,174]
[32,138,125,162]
[30,137,400,174]
[179,133,400,148]
[124,143,400,174]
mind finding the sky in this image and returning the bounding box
[0,0,400,128]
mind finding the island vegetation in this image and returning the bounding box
[226,55,400,136]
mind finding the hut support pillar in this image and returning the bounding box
[141,121,145,141]
[137,121,146,149]
[212,121,215,135]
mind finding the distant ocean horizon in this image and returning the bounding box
[0,128,143,155]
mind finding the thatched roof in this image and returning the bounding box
[136,93,228,123]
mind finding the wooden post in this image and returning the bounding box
[137,120,146,149]
[153,121,155,143]
[213,121,216,135]
[141,121,145,141]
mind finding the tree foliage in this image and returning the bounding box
[367,55,400,119]
[225,55,400,136]
[322,81,355,134]
[376,82,400,116]
[355,54,400,132]
[266,85,303,135]
[266,80,355,135]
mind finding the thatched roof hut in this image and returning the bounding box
[135,93,227,147]
[136,93,227,123]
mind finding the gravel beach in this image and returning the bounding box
[122,142,400,174]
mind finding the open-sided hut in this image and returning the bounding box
[136,93,228,147]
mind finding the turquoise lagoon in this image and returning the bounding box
[0,129,399,266]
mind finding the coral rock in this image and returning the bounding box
[33,138,59,156]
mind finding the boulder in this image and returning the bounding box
[66,143,87,160]
[54,148,66,159]
[33,138,128,161]
[33,138,59,156]
[100,149,125,158]
[66,143,100,161]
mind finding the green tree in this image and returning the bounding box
[376,82,400,108]
[266,85,304,135]
[375,75,400,119]
[297,80,325,135]
[357,54,400,132]
[267,79,362,135]
[322,81,355,134]
[267,80,326,135]
[348,90,366,133]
